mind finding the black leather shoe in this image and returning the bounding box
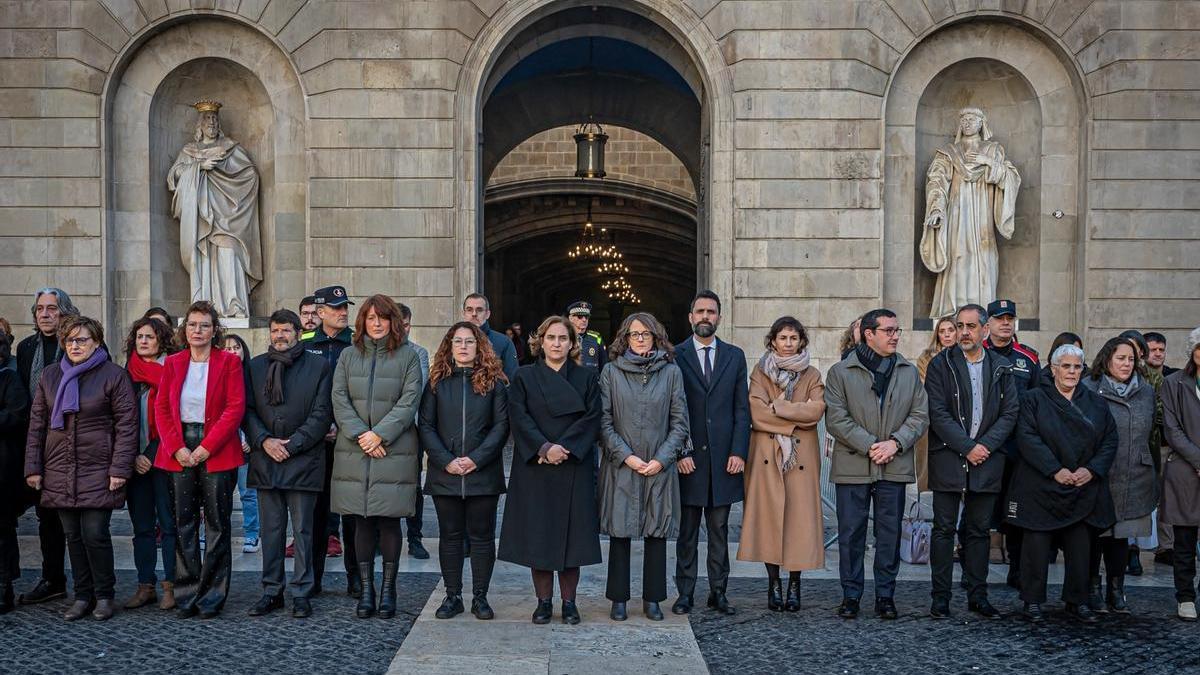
[347,574,363,599]
[198,604,222,620]
[671,595,693,615]
[532,598,553,624]
[968,599,1002,620]
[407,540,430,560]
[837,598,860,619]
[643,601,664,621]
[784,577,801,612]
[177,601,199,619]
[471,593,494,620]
[930,598,951,619]
[63,598,95,621]
[292,597,312,618]
[1107,577,1130,614]
[875,597,898,620]
[248,594,284,617]
[610,600,628,621]
[707,591,736,615]
[562,600,581,625]
[1087,576,1108,613]
[1127,546,1143,576]
[1066,602,1099,624]
[19,578,66,605]
[435,593,464,619]
[92,598,115,621]
[767,578,784,611]
[1023,602,1044,623]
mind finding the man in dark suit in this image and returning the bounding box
[672,290,750,615]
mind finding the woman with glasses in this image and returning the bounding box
[419,321,509,620]
[25,315,137,621]
[597,313,688,622]
[154,301,246,619]
[1006,344,1117,624]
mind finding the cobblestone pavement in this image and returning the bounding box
[0,572,440,675]
[691,577,1200,675]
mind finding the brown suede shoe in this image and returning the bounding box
[158,582,176,610]
[93,598,115,621]
[63,598,95,621]
[124,583,157,609]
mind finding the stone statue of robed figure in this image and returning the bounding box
[919,107,1021,319]
[168,100,262,318]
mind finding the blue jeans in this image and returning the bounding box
[237,465,259,541]
[127,467,176,584]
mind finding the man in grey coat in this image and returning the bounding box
[825,308,929,620]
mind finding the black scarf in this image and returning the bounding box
[855,342,896,401]
[265,341,305,406]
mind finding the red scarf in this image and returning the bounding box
[126,355,165,442]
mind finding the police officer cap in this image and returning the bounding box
[567,301,592,317]
[986,299,1017,318]
[313,285,354,307]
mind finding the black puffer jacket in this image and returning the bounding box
[418,367,508,498]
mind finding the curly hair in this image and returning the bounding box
[429,321,506,394]
[528,315,580,364]
[353,294,407,353]
[1090,336,1140,381]
[608,312,674,362]
[176,301,224,348]
[123,317,175,360]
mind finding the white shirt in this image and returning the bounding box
[692,337,717,367]
[180,360,209,424]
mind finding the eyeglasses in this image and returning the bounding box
[65,337,93,347]
[451,338,477,346]
[628,331,654,341]
[870,327,903,337]
[186,322,213,331]
[1055,363,1084,371]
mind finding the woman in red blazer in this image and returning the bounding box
[154,301,245,619]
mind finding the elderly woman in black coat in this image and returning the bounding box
[1006,343,1117,624]
[498,315,602,626]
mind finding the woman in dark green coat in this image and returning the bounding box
[331,294,422,620]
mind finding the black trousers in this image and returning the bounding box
[174,423,235,612]
[403,451,424,542]
[35,505,66,585]
[0,509,19,586]
[58,509,115,600]
[607,536,667,602]
[1020,521,1090,604]
[1088,530,1129,580]
[674,504,731,598]
[313,441,356,589]
[836,481,906,600]
[260,489,317,599]
[1172,526,1199,603]
[432,495,498,595]
[931,491,996,602]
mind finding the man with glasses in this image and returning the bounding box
[462,293,517,381]
[298,296,319,340]
[825,308,929,620]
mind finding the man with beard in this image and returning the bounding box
[244,310,333,618]
[671,290,750,616]
[298,296,319,341]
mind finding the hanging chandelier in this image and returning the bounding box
[602,276,640,305]
[574,119,608,179]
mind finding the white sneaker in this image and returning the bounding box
[242,537,260,553]
[1179,602,1197,621]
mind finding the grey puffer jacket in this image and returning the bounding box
[1082,373,1158,522]
[598,351,689,539]
[330,337,423,518]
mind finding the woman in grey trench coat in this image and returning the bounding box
[1081,336,1158,614]
[1160,326,1200,621]
[598,312,689,622]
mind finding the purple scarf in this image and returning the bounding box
[51,347,108,430]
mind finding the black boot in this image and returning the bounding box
[471,591,494,620]
[1127,546,1144,576]
[347,572,363,599]
[0,582,13,615]
[785,575,801,612]
[1066,602,1099,624]
[532,598,553,624]
[435,593,464,619]
[378,562,398,619]
[767,578,784,611]
[355,562,376,618]
[1107,576,1130,614]
[1087,576,1108,613]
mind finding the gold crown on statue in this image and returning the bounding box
[192,100,222,113]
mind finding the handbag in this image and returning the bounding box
[900,502,931,564]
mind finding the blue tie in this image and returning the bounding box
[702,346,713,383]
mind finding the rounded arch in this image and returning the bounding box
[882,18,1088,346]
[454,0,735,311]
[100,16,307,334]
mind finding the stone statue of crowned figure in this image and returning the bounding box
[167,100,263,318]
[919,107,1021,319]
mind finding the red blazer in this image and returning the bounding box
[154,348,246,473]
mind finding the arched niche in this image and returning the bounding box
[104,18,306,332]
[884,20,1086,342]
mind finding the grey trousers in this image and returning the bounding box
[259,488,317,598]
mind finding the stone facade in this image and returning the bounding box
[0,0,1196,367]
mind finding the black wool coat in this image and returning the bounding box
[1005,379,1118,532]
[242,350,333,492]
[498,359,602,571]
[674,337,751,508]
[924,347,1019,493]
[419,367,508,498]
[0,368,30,518]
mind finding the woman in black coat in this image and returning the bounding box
[0,328,30,614]
[498,315,602,626]
[1006,344,1117,624]
[420,321,509,621]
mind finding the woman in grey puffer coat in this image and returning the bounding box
[1081,336,1158,614]
[598,312,689,622]
[330,295,423,620]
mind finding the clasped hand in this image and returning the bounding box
[539,444,570,465]
[358,431,385,458]
[869,439,899,465]
[446,457,478,475]
[174,445,210,467]
[263,437,291,463]
[623,455,664,476]
[1054,467,1094,487]
[966,444,990,466]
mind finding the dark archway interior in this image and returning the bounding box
[481,6,703,343]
